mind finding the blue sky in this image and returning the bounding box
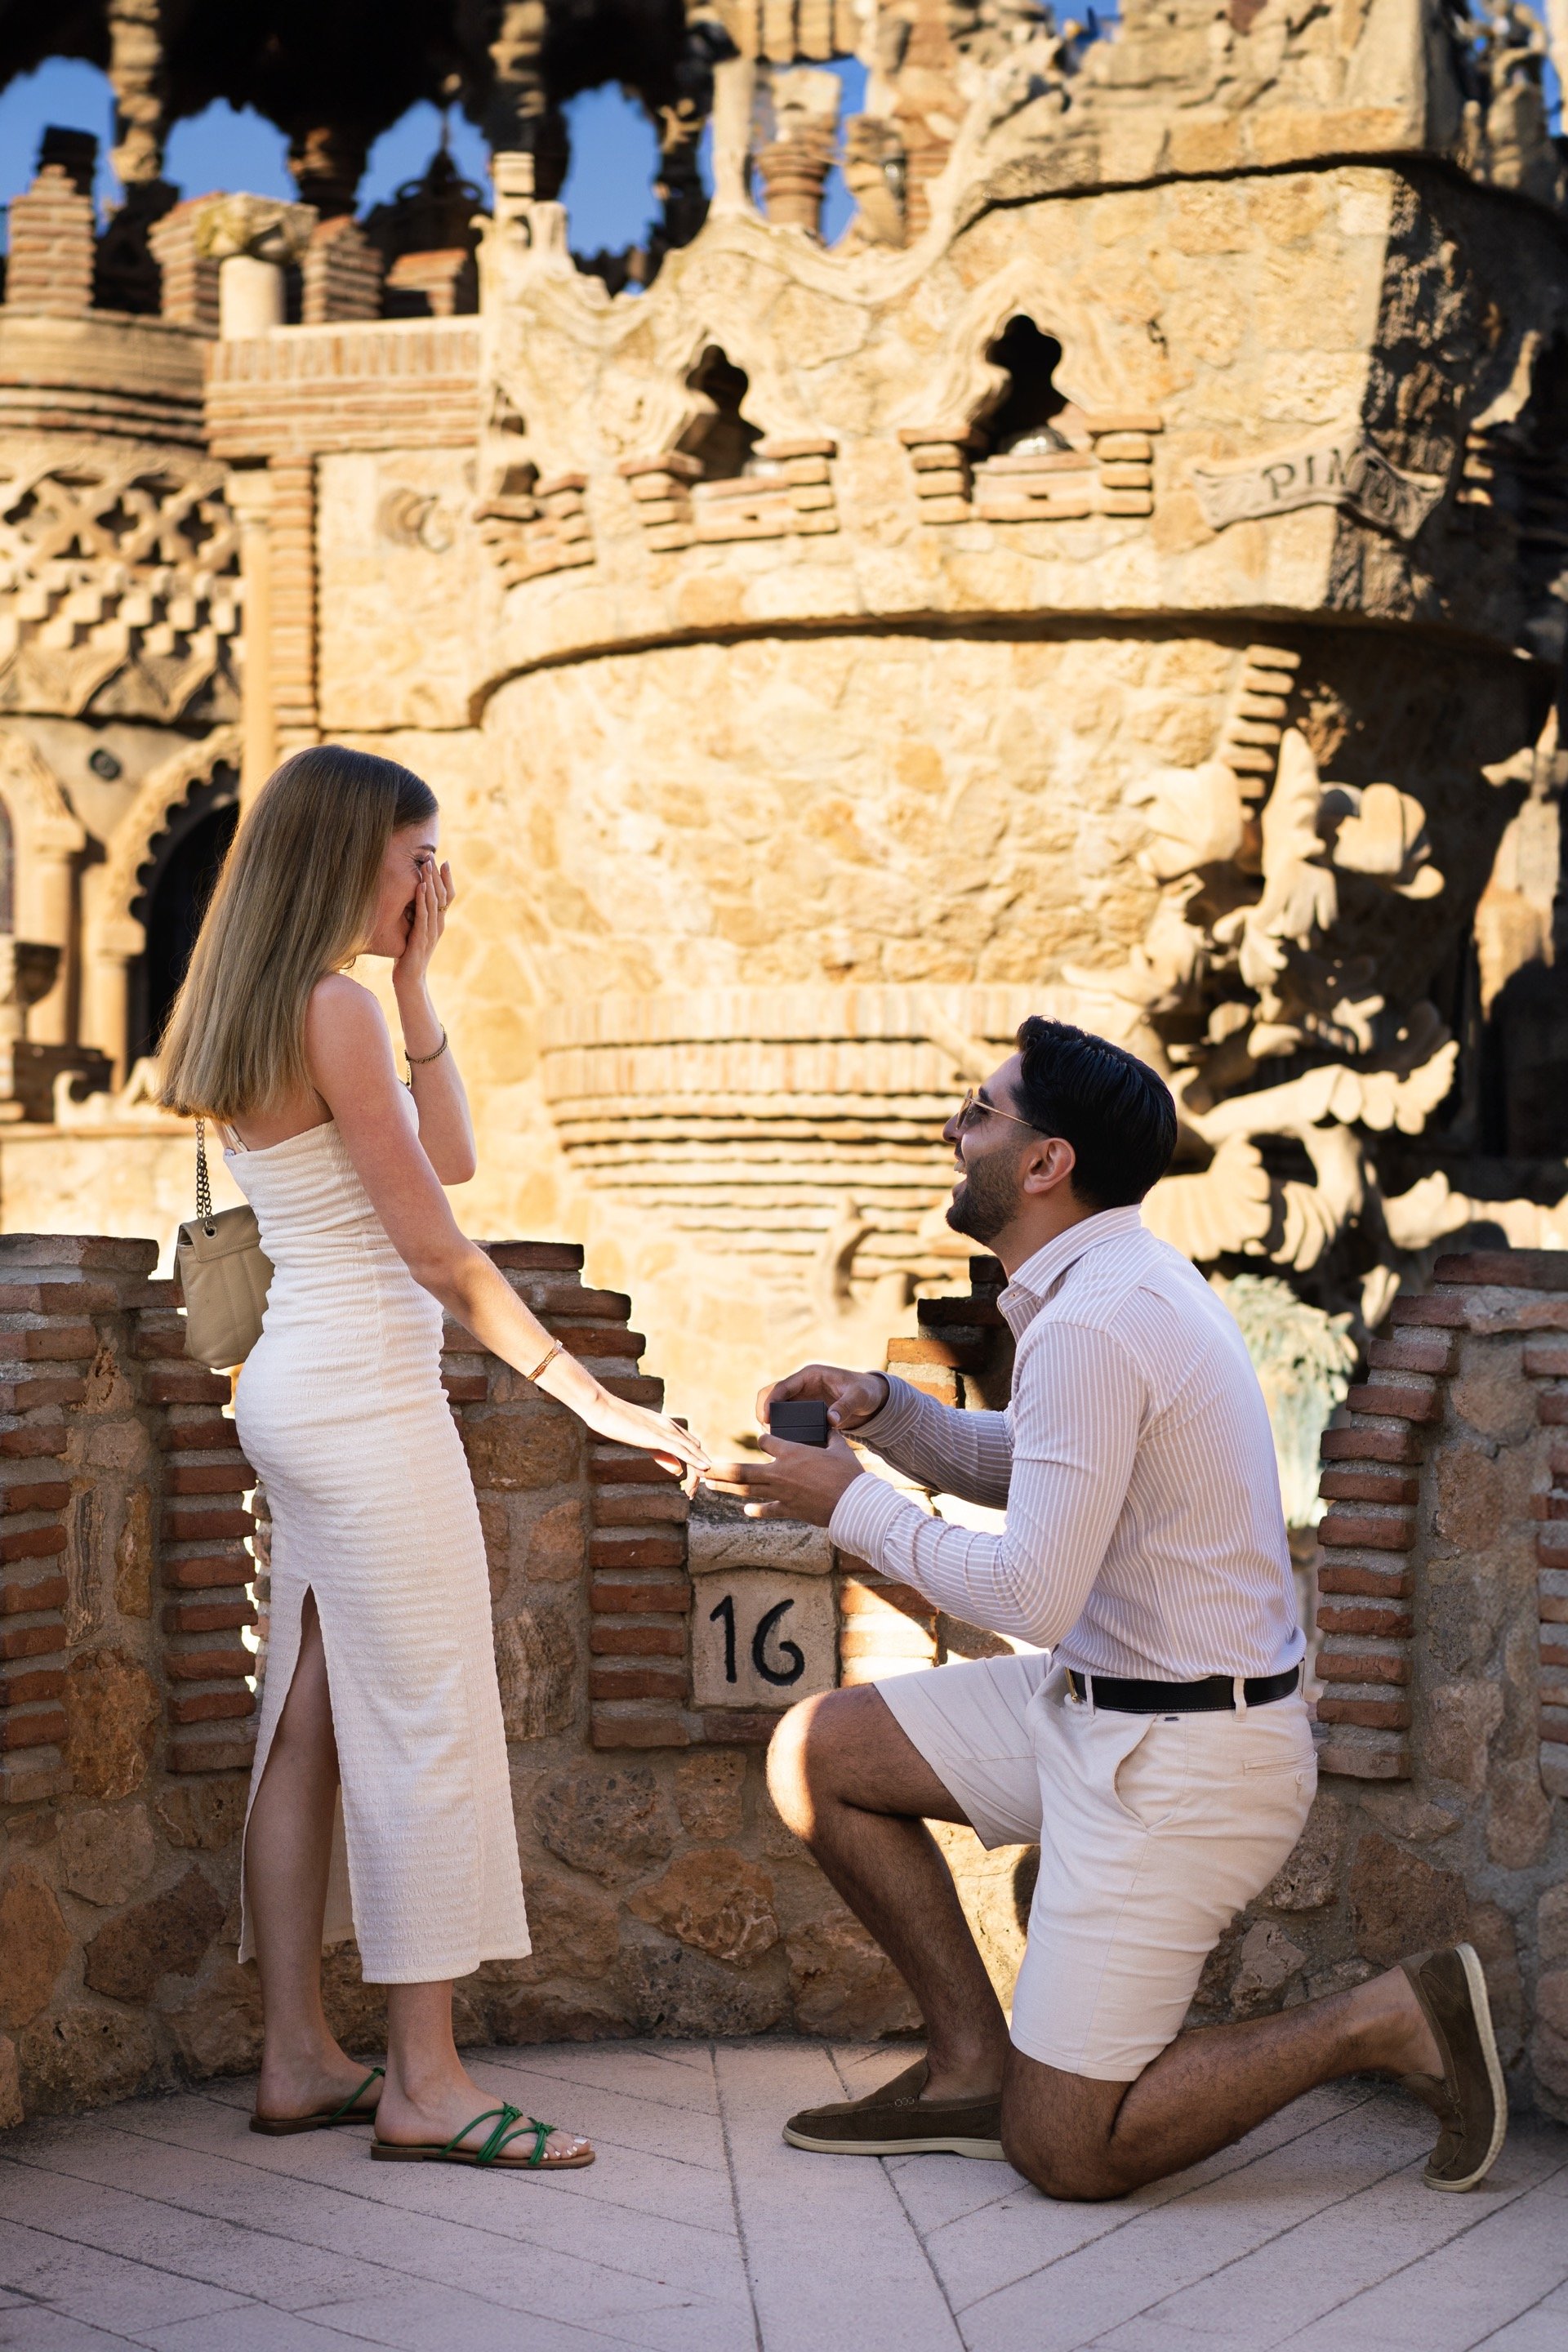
[0,56,867,261]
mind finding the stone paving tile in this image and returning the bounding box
[1097,2118,1568,2352]
[1270,2169,1568,2352]
[293,2281,666,2352]
[497,2043,722,2117]
[0,2314,155,2350]
[715,2039,959,2352]
[0,2118,737,2345]
[138,2309,384,2351]
[0,2149,390,2314]
[1477,2281,1568,2350]
[2,2047,1565,2352]
[0,2215,248,2335]
[955,2090,1456,2350]
[119,2074,737,2249]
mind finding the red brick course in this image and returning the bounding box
[1317,1509,1414,1552]
[1345,1378,1439,1421]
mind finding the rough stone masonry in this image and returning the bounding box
[7,0,1568,1447]
[0,1236,1562,2127]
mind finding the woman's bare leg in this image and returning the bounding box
[247,1592,381,2119]
[248,1597,589,2161]
[373,1981,592,2163]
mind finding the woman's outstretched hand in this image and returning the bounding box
[581,1386,710,1476]
[394,857,454,997]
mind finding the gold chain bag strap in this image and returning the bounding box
[175,1117,274,1370]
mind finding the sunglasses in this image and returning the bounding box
[952,1088,1044,1137]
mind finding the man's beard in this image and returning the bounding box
[946,1141,1022,1245]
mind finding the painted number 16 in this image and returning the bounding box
[709,1592,807,1687]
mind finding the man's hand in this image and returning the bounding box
[704,1433,865,1526]
[756,1362,890,1436]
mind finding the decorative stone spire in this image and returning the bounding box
[486,0,569,200]
[106,0,170,189]
[755,65,840,234]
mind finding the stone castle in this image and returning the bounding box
[0,0,1566,2132]
[7,0,1568,1444]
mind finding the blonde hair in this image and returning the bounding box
[159,746,438,1120]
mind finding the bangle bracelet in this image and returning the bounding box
[526,1339,564,1385]
[407,1026,448,1068]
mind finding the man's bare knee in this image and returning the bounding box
[766,1686,862,1837]
[767,1683,960,1842]
[1001,2060,1132,2202]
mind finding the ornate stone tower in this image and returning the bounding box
[5,0,1568,1441]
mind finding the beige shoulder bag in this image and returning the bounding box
[176,1118,274,1370]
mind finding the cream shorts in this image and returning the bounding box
[877,1651,1316,2081]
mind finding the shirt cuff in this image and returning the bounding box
[850,1374,929,1453]
[829,1467,926,1574]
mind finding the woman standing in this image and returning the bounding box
[161,746,706,2171]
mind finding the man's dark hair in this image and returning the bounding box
[1012,1018,1176,1209]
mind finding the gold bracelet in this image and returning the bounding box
[406,1026,448,1069]
[526,1339,564,1385]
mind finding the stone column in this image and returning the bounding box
[191,194,316,341]
[755,68,840,236]
[78,884,144,1085]
[20,840,77,1049]
[708,57,758,215]
[269,459,318,750]
[225,469,276,800]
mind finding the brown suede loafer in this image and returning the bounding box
[1398,1943,1508,2192]
[783,2058,1006,2160]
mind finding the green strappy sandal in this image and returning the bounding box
[372,2102,594,2170]
[252,2065,385,2136]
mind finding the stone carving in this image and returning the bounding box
[1212,1272,1356,1528]
[377,487,456,554]
[189,194,316,265]
[0,455,240,723]
[1192,437,1448,540]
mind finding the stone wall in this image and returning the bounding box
[0,1235,258,2123]
[3,1230,1563,2123]
[0,1232,942,2126]
[1237,1248,1566,2116]
[892,1245,1568,2117]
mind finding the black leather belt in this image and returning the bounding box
[1065,1664,1302,1714]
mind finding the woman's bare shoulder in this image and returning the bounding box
[305,972,385,1036]
[304,975,394,1084]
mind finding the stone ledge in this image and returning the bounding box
[688,1517,832,1575]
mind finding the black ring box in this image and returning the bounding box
[768,1399,831,1447]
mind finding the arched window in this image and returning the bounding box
[978,317,1071,457]
[127,770,239,1067]
[0,798,13,936]
[678,346,762,480]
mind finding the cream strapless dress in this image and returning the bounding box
[228,1108,528,1982]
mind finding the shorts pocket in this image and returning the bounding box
[1109,1717,1190,1832]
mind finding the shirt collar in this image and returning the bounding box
[999,1203,1145,1327]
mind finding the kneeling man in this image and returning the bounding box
[709,1017,1504,2202]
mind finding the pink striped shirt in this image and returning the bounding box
[828,1205,1304,1679]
